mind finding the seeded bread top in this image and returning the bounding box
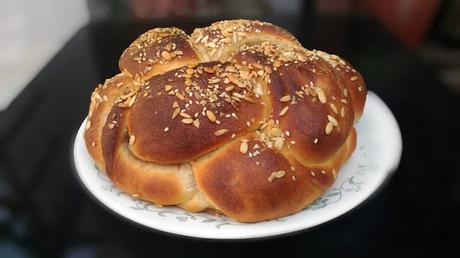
[84,20,367,222]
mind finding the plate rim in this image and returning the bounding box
[72,91,402,239]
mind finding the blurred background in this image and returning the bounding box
[0,0,459,257]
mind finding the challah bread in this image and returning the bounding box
[84,19,367,222]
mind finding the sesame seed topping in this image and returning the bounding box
[341,107,345,117]
[214,128,229,136]
[310,171,316,176]
[240,141,248,154]
[280,95,291,102]
[129,135,136,145]
[179,112,191,118]
[279,106,289,116]
[164,127,169,132]
[193,119,200,128]
[328,115,338,126]
[314,138,318,144]
[330,103,338,114]
[325,122,334,135]
[175,92,185,100]
[206,110,216,122]
[351,76,357,81]
[225,85,235,91]
[204,66,215,73]
[181,118,194,124]
[164,85,173,91]
[316,88,327,104]
[268,170,286,182]
[274,138,284,150]
[171,108,181,119]
[161,51,171,61]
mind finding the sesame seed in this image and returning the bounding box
[292,176,296,181]
[330,103,338,114]
[316,88,327,104]
[161,51,171,61]
[328,115,338,126]
[314,138,318,144]
[175,92,185,100]
[351,76,357,81]
[321,170,326,174]
[274,138,284,150]
[264,66,272,74]
[128,96,136,108]
[214,128,229,136]
[280,95,291,102]
[164,127,169,132]
[240,141,248,154]
[164,85,173,91]
[270,127,283,137]
[340,99,348,104]
[193,119,200,128]
[206,110,216,122]
[279,106,289,116]
[204,67,215,73]
[129,135,136,145]
[91,141,96,147]
[310,171,316,176]
[181,118,194,124]
[179,112,191,118]
[171,108,181,119]
[325,122,334,135]
[341,107,345,117]
[85,120,91,130]
[275,170,286,178]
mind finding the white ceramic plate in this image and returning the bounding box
[73,91,402,239]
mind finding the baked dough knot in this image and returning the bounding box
[84,19,367,222]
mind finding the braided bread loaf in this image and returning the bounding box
[84,20,367,222]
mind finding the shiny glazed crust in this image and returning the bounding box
[84,20,367,222]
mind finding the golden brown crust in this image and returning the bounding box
[191,130,356,222]
[83,19,367,222]
[84,73,135,170]
[127,61,267,164]
[119,28,201,79]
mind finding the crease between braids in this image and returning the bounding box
[84,20,367,222]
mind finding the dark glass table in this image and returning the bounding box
[1,15,459,258]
